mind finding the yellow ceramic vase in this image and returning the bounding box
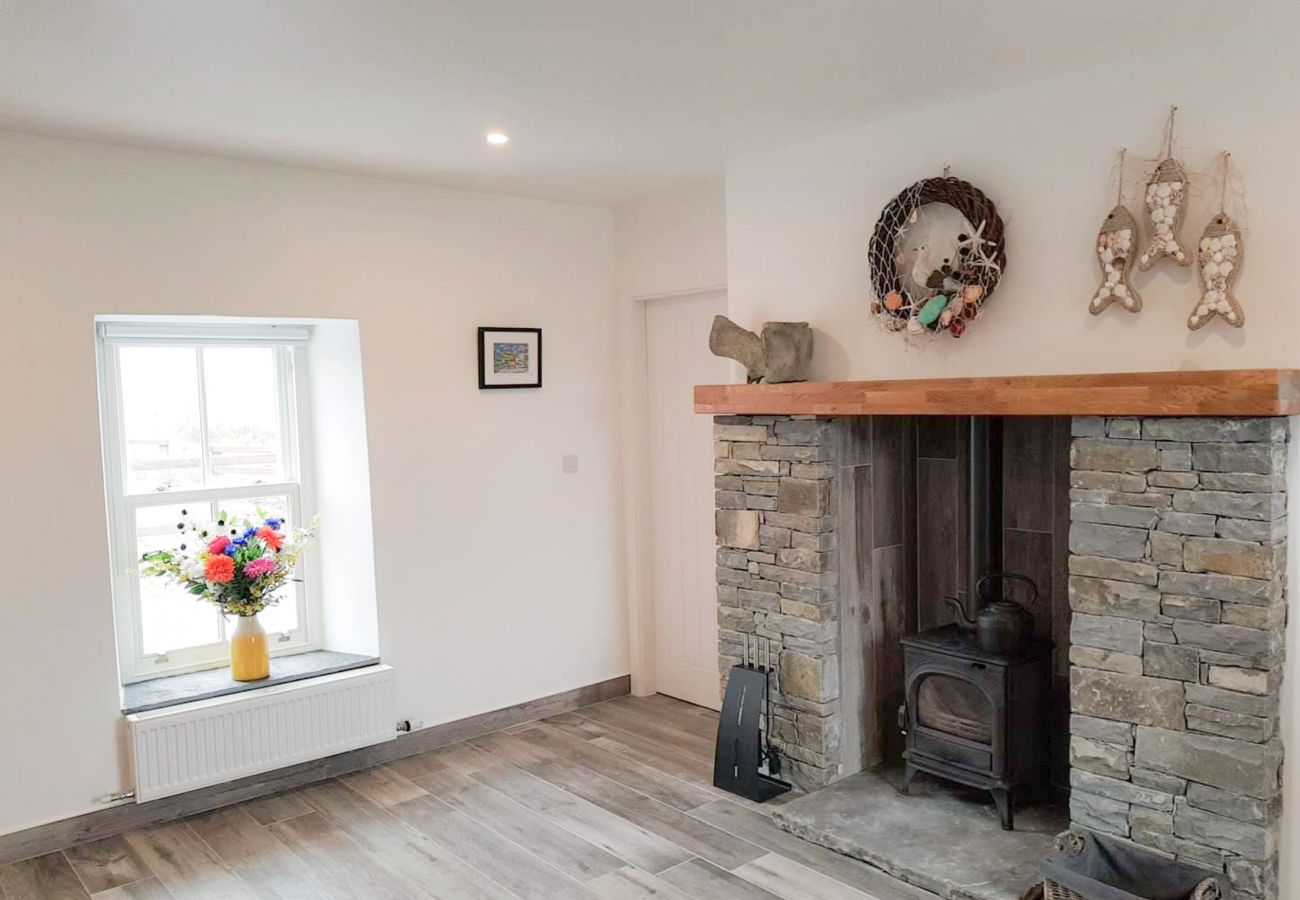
[230,614,271,681]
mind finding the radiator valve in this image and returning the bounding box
[98,790,136,804]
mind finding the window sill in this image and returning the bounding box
[120,650,380,715]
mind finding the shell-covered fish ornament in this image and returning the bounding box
[1188,214,1244,329]
[1089,205,1142,315]
[1138,158,1190,270]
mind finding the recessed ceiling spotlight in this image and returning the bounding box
[486,131,509,146]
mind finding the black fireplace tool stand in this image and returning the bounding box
[713,635,791,803]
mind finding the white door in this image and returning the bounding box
[645,291,729,710]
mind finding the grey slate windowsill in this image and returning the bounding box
[121,650,380,715]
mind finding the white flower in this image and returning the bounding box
[186,559,207,580]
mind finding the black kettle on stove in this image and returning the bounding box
[944,572,1037,655]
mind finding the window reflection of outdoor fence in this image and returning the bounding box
[210,447,278,477]
[128,439,276,490]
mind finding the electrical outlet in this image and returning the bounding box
[562,454,579,474]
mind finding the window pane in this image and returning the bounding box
[222,496,298,636]
[136,503,221,655]
[203,347,285,486]
[120,347,203,493]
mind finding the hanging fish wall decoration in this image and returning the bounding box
[1138,109,1190,271]
[1090,205,1142,315]
[1188,216,1244,329]
[1138,158,1191,270]
[1090,149,1141,315]
[1188,152,1245,330]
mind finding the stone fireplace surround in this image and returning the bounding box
[712,393,1290,899]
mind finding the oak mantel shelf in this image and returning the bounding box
[694,369,1300,417]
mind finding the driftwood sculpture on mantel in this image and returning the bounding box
[708,316,813,384]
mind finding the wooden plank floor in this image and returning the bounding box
[0,695,939,900]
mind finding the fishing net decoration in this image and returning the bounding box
[868,175,1007,339]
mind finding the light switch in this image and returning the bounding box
[562,454,579,474]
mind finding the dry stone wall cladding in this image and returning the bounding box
[712,412,1291,898]
[1067,416,1288,900]
[714,415,840,789]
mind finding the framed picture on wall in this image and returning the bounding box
[478,327,542,389]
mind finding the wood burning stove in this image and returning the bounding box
[900,625,1051,830]
[898,418,1052,830]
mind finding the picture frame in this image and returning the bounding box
[477,326,542,389]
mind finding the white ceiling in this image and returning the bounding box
[0,1,1264,206]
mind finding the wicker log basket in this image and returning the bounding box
[1043,880,1223,900]
[1042,832,1227,900]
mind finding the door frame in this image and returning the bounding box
[619,283,727,699]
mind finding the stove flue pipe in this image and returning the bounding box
[967,416,1004,614]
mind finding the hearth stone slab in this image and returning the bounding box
[772,767,1067,900]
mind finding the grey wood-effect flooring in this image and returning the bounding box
[0,695,938,900]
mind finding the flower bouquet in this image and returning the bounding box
[142,510,317,680]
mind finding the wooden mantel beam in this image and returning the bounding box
[694,369,1300,417]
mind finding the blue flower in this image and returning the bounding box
[224,544,237,556]
[265,518,283,530]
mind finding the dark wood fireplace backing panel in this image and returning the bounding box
[837,415,1073,783]
[837,417,917,772]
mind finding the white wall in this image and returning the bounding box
[305,319,380,657]
[0,132,626,835]
[616,180,727,302]
[726,10,1300,381]
[613,181,727,694]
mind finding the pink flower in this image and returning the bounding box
[242,558,277,580]
[209,536,231,555]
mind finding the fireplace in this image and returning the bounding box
[708,372,1293,899]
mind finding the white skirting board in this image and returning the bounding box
[127,664,395,802]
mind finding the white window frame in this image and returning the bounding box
[96,321,321,683]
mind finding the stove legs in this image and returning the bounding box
[900,764,917,795]
[901,764,1014,830]
[992,787,1013,831]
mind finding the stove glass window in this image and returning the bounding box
[917,674,992,744]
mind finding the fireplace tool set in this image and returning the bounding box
[713,634,791,802]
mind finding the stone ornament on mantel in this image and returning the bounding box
[708,316,813,384]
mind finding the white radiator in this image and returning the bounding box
[127,664,396,802]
